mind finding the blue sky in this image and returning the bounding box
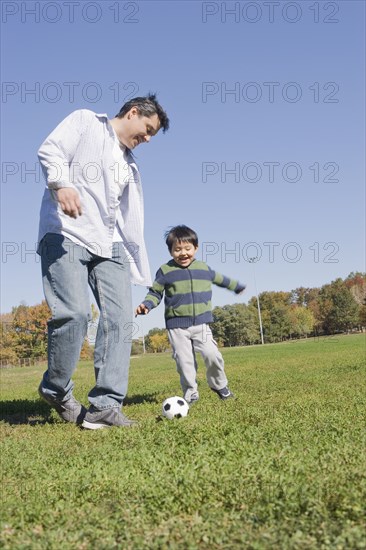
[1,0,365,335]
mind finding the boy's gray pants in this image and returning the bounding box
[167,324,228,402]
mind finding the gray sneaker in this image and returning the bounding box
[82,406,138,430]
[211,386,235,400]
[38,384,87,424]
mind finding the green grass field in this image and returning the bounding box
[1,334,365,549]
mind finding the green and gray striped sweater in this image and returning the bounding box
[142,259,246,329]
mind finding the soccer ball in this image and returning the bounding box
[162,396,189,420]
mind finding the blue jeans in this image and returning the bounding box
[39,233,132,409]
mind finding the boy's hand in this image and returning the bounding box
[235,286,246,295]
[135,304,149,316]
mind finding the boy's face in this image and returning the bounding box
[170,240,198,268]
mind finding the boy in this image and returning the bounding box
[135,225,246,404]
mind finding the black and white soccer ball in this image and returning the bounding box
[162,396,189,420]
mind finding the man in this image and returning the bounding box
[37,94,169,429]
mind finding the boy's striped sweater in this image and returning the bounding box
[142,259,246,329]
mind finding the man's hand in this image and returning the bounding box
[56,188,82,218]
[135,304,149,316]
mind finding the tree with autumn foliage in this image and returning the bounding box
[318,278,361,334]
[145,328,169,353]
[344,272,366,329]
[287,305,315,338]
[0,313,18,365]
[212,303,259,346]
[0,301,50,364]
[248,291,292,343]
[11,301,50,359]
[0,300,93,365]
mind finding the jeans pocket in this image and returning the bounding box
[40,233,68,264]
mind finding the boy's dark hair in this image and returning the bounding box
[115,93,170,133]
[165,225,198,252]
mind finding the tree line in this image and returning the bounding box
[1,273,365,364]
[211,272,365,347]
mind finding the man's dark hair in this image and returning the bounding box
[165,225,198,252]
[115,93,170,133]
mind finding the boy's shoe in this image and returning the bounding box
[38,384,87,424]
[211,386,235,400]
[82,406,138,430]
[186,396,199,406]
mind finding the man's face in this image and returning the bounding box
[119,107,161,149]
[170,241,198,268]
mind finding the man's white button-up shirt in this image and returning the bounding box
[37,109,152,286]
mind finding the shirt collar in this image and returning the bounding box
[95,112,131,157]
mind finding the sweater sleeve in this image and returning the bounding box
[142,268,165,310]
[209,267,246,294]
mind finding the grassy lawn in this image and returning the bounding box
[1,334,365,549]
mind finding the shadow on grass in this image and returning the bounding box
[0,393,160,425]
[0,399,55,425]
[124,393,160,406]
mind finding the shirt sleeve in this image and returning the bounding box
[37,109,87,190]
